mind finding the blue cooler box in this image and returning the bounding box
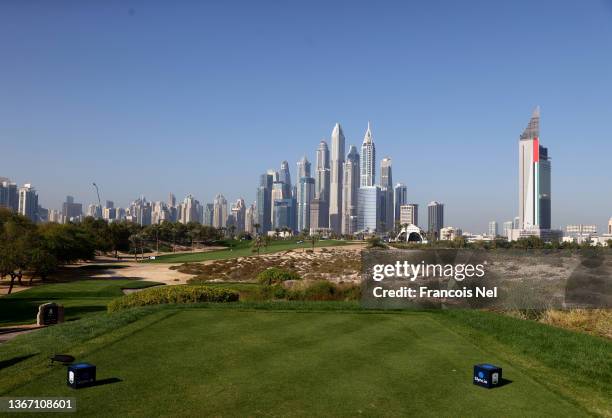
[473,364,502,388]
[67,363,96,389]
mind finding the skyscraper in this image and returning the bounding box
[245,202,256,235]
[379,157,394,232]
[399,204,418,226]
[427,201,444,239]
[360,122,376,187]
[273,198,296,232]
[329,123,345,234]
[296,156,311,179]
[315,140,330,228]
[0,178,18,212]
[297,177,315,232]
[18,184,38,222]
[393,183,408,226]
[213,194,228,228]
[278,161,292,192]
[204,203,214,226]
[488,221,499,237]
[231,198,246,233]
[62,196,82,221]
[180,195,200,224]
[357,186,380,234]
[341,145,360,235]
[168,193,176,208]
[519,106,551,230]
[256,172,273,234]
[609,217,612,235]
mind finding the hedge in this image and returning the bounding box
[108,285,239,312]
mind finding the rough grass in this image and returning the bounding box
[540,309,612,339]
[182,248,360,283]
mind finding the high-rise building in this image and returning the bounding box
[180,195,200,224]
[273,198,296,232]
[379,157,394,232]
[329,123,345,234]
[127,197,152,226]
[152,201,171,224]
[213,194,228,228]
[103,206,117,222]
[380,157,392,189]
[18,184,38,222]
[357,186,380,234]
[87,204,102,219]
[297,177,315,232]
[360,122,376,187]
[341,145,360,235]
[488,221,499,237]
[231,198,246,233]
[168,193,176,208]
[309,198,329,235]
[609,218,612,234]
[399,204,418,226]
[315,140,330,228]
[427,201,444,239]
[256,172,273,234]
[62,196,82,221]
[0,178,18,212]
[503,221,513,237]
[297,156,311,179]
[278,161,291,189]
[203,203,214,226]
[393,183,407,226]
[245,202,256,235]
[519,106,551,230]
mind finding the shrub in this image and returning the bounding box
[287,281,361,301]
[256,267,301,285]
[108,285,239,312]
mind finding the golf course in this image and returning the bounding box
[0,283,610,416]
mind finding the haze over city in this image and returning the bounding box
[1,0,611,233]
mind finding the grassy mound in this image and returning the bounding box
[107,285,239,312]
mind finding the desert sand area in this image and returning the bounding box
[0,243,366,296]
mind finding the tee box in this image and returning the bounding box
[473,364,502,388]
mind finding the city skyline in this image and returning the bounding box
[2,1,611,232]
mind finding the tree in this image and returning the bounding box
[108,222,132,258]
[253,223,260,236]
[309,234,320,250]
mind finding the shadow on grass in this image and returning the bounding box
[0,354,36,371]
[497,378,513,387]
[89,377,122,387]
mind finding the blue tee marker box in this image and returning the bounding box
[67,363,96,389]
[473,364,502,388]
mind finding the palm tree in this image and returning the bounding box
[309,234,320,250]
[253,223,260,236]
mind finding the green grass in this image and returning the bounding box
[146,238,352,263]
[0,280,162,326]
[1,304,609,417]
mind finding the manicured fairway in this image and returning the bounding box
[0,280,160,326]
[147,239,353,263]
[3,309,603,417]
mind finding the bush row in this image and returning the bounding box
[250,280,361,302]
[108,285,239,312]
[256,267,301,285]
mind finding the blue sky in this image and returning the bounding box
[1,0,611,233]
